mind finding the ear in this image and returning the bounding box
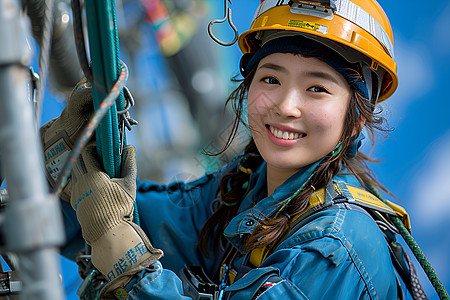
[352,115,366,136]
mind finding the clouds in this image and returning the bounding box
[410,131,450,295]
[385,39,434,111]
[432,2,450,56]
[411,131,450,228]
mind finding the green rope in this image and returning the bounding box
[85,0,124,178]
[81,0,139,225]
[273,144,343,218]
[366,184,449,300]
[274,170,317,218]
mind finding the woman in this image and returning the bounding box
[43,0,415,299]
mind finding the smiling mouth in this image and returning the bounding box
[267,125,305,140]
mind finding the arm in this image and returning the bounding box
[71,144,164,296]
[70,144,232,298]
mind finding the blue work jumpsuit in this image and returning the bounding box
[61,158,398,299]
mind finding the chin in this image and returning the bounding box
[263,154,309,171]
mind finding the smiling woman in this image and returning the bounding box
[197,31,392,260]
[47,0,444,299]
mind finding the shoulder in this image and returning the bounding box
[280,202,390,268]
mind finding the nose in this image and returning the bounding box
[272,88,302,118]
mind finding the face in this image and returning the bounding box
[247,53,351,179]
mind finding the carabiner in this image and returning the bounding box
[208,0,238,47]
[117,86,138,155]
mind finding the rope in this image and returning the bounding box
[71,0,94,85]
[366,184,449,300]
[71,0,140,225]
[34,0,54,125]
[72,0,125,178]
[86,0,123,178]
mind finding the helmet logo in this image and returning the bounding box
[287,20,328,34]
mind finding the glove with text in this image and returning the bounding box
[71,144,163,294]
[40,78,94,201]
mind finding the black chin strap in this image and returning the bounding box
[239,53,254,77]
[361,62,384,106]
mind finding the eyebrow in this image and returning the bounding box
[258,62,287,73]
[258,63,340,85]
[305,71,340,85]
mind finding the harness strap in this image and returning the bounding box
[241,181,423,299]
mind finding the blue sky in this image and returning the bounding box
[360,0,450,297]
[36,0,450,298]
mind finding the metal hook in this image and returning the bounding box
[208,0,239,47]
[118,86,138,155]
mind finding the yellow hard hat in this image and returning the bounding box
[238,0,398,102]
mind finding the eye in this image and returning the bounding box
[262,76,280,85]
[307,85,329,93]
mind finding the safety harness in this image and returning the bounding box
[246,180,425,300]
[181,180,427,300]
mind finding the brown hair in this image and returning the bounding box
[197,63,392,257]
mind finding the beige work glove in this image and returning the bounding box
[71,144,163,294]
[40,78,94,201]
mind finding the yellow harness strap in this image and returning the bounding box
[346,185,411,231]
[249,188,326,268]
[384,199,411,231]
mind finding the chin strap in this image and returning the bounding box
[361,62,384,105]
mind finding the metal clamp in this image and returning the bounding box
[0,271,22,296]
[207,0,238,47]
[290,0,336,10]
[0,189,8,208]
[117,86,138,155]
[290,0,336,19]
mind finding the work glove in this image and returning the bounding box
[71,144,163,295]
[40,77,94,201]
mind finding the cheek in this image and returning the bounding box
[308,105,347,134]
[247,88,272,123]
[248,89,267,114]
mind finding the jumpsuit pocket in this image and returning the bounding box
[224,267,278,299]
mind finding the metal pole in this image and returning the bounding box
[0,0,65,299]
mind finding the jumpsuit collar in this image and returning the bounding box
[223,158,323,252]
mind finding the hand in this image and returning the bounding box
[40,78,94,201]
[71,144,163,286]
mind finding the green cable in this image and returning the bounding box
[83,0,139,224]
[367,184,449,300]
[97,0,125,177]
[85,0,124,178]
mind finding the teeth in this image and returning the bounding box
[269,126,302,140]
[275,129,282,139]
